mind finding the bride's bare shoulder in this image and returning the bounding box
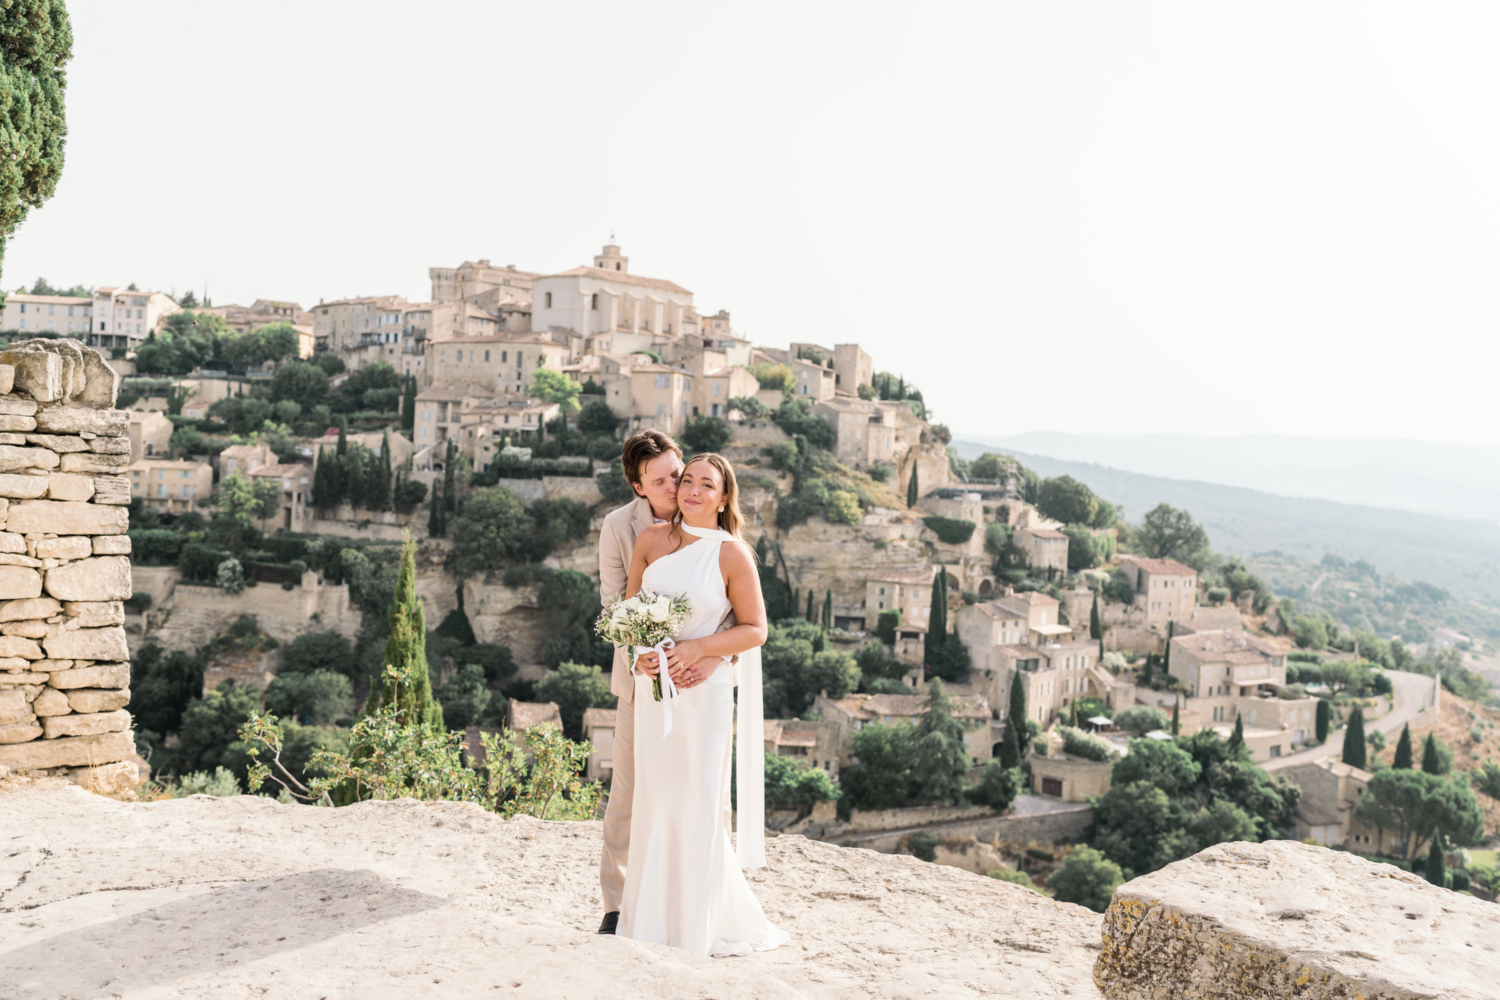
[636,522,675,556]
[718,538,757,573]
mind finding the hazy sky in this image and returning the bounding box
[9,2,1498,445]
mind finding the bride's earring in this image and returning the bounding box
[717,506,724,512]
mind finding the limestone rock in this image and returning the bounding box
[91,534,130,555]
[0,596,61,621]
[0,473,48,498]
[32,687,71,716]
[90,473,131,505]
[1,620,48,638]
[32,658,70,670]
[46,661,130,690]
[0,670,47,683]
[1093,839,1500,1000]
[0,720,43,743]
[67,758,139,795]
[0,432,21,444]
[0,414,36,432]
[23,433,91,453]
[66,687,128,713]
[8,501,128,536]
[62,601,125,627]
[0,364,12,396]
[0,727,132,767]
[0,396,37,415]
[43,626,129,662]
[0,445,60,472]
[33,406,128,436]
[0,347,62,403]
[43,708,129,739]
[0,687,28,723]
[0,552,39,567]
[35,536,92,560]
[0,634,42,659]
[0,565,43,600]
[88,436,131,455]
[0,532,27,553]
[46,471,96,500]
[59,451,130,473]
[46,556,131,602]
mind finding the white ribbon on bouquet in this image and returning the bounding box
[634,638,680,738]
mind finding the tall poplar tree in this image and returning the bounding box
[442,439,458,514]
[999,668,1028,768]
[361,539,443,733]
[1421,733,1442,775]
[1393,723,1414,769]
[1342,704,1367,769]
[1425,836,1446,887]
[400,377,416,431]
[805,588,815,622]
[312,446,335,514]
[1089,592,1102,640]
[1315,699,1331,743]
[925,565,948,663]
[1171,697,1180,736]
[822,588,833,631]
[907,463,919,507]
[1229,713,1245,753]
[371,429,393,511]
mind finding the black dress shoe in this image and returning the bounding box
[597,911,620,935]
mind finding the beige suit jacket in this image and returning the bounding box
[598,497,737,705]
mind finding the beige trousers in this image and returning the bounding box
[598,691,635,913]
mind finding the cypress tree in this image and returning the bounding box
[907,463,919,508]
[926,566,948,663]
[362,539,444,733]
[336,417,348,456]
[1425,836,1446,887]
[442,439,458,513]
[346,446,368,511]
[1171,697,1180,736]
[427,486,444,538]
[1000,668,1028,768]
[812,631,825,654]
[1164,620,1175,674]
[806,588,815,622]
[1229,713,1244,753]
[372,430,393,511]
[1089,591,1102,640]
[312,446,334,514]
[1342,705,1367,769]
[822,588,833,631]
[791,588,799,622]
[1315,699,1331,743]
[1393,723,1414,769]
[400,377,416,431]
[1421,733,1442,775]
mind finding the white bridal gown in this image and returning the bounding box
[617,524,789,957]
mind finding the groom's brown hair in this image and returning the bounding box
[621,429,683,490]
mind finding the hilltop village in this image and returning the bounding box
[2,246,1496,909]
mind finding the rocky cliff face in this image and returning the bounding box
[0,341,136,797]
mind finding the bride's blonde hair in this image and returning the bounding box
[676,453,744,539]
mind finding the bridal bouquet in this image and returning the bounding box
[595,590,692,702]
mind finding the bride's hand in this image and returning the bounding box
[663,639,706,686]
[634,650,661,677]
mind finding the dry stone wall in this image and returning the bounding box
[0,340,137,796]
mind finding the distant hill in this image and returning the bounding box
[954,432,1500,526]
[951,442,1500,606]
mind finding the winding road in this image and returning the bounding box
[1263,669,1440,772]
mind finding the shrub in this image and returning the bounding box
[763,753,840,811]
[282,631,358,678]
[263,670,353,725]
[171,767,241,797]
[922,516,976,545]
[597,457,636,506]
[125,591,153,613]
[876,609,901,645]
[1047,846,1123,912]
[826,490,862,525]
[968,760,1019,812]
[988,867,1037,891]
[904,831,939,862]
[1113,705,1169,736]
[681,415,732,454]
[728,395,769,419]
[1206,586,1231,605]
[1059,726,1112,761]
[217,557,245,595]
[867,462,893,483]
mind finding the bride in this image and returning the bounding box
[617,452,789,957]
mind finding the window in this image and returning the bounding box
[156,484,167,498]
[484,350,490,361]
[591,293,598,310]
[654,374,670,389]
[544,292,552,308]
[501,351,508,363]
[656,403,666,416]
[712,381,721,396]
[180,470,190,478]
[181,485,195,499]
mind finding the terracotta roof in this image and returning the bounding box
[416,380,496,401]
[249,463,311,478]
[581,707,617,731]
[1123,556,1196,576]
[867,564,934,585]
[1023,527,1069,540]
[546,266,691,295]
[128,459,211,471]
[1172,629,1283,660]
[778,730,818,748]
[827,692,989,721]
[1000,591,1061,607]
[973,602,1027,620]
[995,644,1044,659]
[509,701,562,731]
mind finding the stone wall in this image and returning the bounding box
[0,340,138,796]
[846,802,1093,854]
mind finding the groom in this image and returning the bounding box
[596,430,732,934]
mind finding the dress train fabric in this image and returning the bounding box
[616,525,788,957]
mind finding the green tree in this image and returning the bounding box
[681,414,732,453]
[762,753,840,811]
[1171,698,1180,736]
[1063,524,1103,571]
[129,644,205,738]
[175,681,260,778]
[1228,712,1244,753]
[270,359,331,409]
[805,588,815,622]
[263,670,352,725]
[1420,733,1451,775]
[1315,699,1332,744]
[925,566,948,664]
[839,723,918,812]
[209,473,281,555]
[821,588,833,631]
[906,463,919,507]
[967,759,1018,811]
[577,397,618,435]
[0,1,72,275]
[527,367,581,440]
[534,661,617,741]
[1036,476,1099,526]
[1111,737,1201,795]
[1090,591,1102,640]
[314,352,345,376]
[361,540,443,733]
[762,621,859,718]
[999,669,1028,768]
[875,608,900,646]
[1354,768,1484,860]
[312,446,337,514]
[534,568,611,669]
[1472,761,1500,803]
[909,679,974,806]
[1342,705,1367,769]
[1425,836,1446,887]
[446,486,532,577]
[400,377,416,431]
[1393,723,1413,769]
[281,630,357,678]
[435,662,495,732]
[1137,503,1209,565]
[1047,846,1123,913]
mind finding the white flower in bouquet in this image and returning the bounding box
[595,589,692,702]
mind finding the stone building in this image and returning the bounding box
[218,442,275,478]
[787,355,837,401]
[1015,525,1069,574]
[310,295,410,357]
[1028,749,1113,802]
[127,458,214,514]
[1167,627,1318,763]
[531,244,697,342]
[1119,555,1199,628]
[763,718,844,779]
[582,707,616,782]
[125,409,173,462]
[249,462,314,533]
[814,396,898,469]
[424,329,574,393]
[0,339,141,796]
[863,563,935,633]
[2,293,94,338]
[429,260,540,309]
[1281,756,1379,850]
[812,691,993,768]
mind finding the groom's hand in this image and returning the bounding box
[634,651,662,677]
[671,655,723,690]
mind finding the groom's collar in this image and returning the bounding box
[631,496,658,530]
